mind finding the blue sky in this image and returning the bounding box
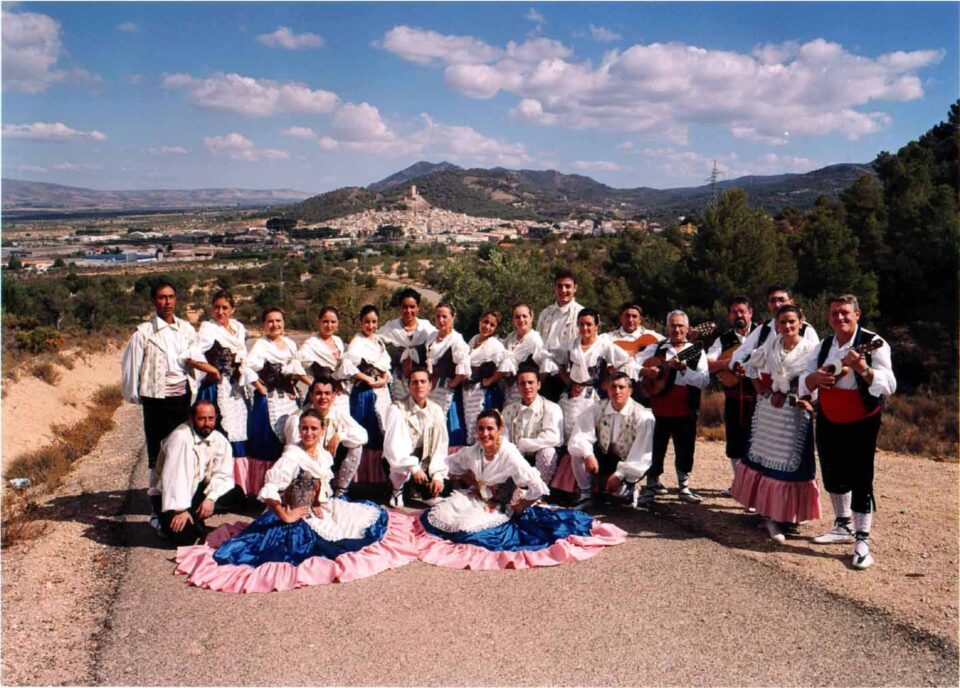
[2,2,957,193]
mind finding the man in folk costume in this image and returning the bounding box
[536,268,583,402]
[121,280,206,528]
[284,377,368,498]
[801,295,896,570]
[568,372,655,508]
[638,310,710,505]
[706,296,758,489]
[382,366,450,508]
[729,284,819,378]
[151,401,235,545]
[605,301,665,353]
[501,366,565,485]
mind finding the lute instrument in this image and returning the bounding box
[821,339,884,379]
[640,322,716,397]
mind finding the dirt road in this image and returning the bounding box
[2,399,956,686]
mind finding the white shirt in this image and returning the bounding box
[155,422,234,512]
[190,319,258,387]
[556,336,636,384]
[382,397,450,479]
[568,398,655,483]
[446,440,549,502]
[798,327,896,398]
[731,318,819,376]
[501,395,564,455]
[339,334,392,378]
[283,405,368,448]
[706,327,751,360]
[246,336,306,380]
[649,342,710,389]
[377,317,436,365]
[536,299,584,354]
[258,443,333,503]
[120,315,196,402]
[499,329,558,375]
[298,335,345,375]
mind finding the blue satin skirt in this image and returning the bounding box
[246,393,284,462]
[350,384,384,450]
[482,384,505,412]
[447,386,467,446]
[419,505,594,552]
[213,501,388,567]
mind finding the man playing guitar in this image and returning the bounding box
[638,310,710,505]
[801,294,896,570]
[729,285,819,379]
[707,296,757,490]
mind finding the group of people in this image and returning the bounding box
[120,271,895,592]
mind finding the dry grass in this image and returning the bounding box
[879,392,958,460]
[54,352,76,371]
[30,361,62,386]
[696,387,957,462]
[2,384,124,548]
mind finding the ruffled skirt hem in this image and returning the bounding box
[174,510,419,593]
[754,476,821,524]
[412,511,626,570]
[730,461,762,509]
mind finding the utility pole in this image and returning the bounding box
[706,160,722,207]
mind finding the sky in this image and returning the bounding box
[2,2,958,194]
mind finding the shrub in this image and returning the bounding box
[30,362,61,385]
[14,327,64,354]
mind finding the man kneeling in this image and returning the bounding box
[568,372,655,508]
[383,366,450,507]
[152,400,236,544]
[501,366,564,485]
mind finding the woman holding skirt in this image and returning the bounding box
[414,409,626,570]
[731,305,821,543]
[462,309,507,445]
[424,302,472,448]
[245,307,310,495]
[175,409,418,592]
[191,290,258,493]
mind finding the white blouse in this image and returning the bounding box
[556,336,635,384]
[258,443,333,503]
[298,334,345,374]
[499,329,558,375]
[425,330,472,379]
[446,440,549,502]
[190,319,257,386]
[247,336,306,379]
[377,317,436,365]
[467,334,507,372]
[339,334,392,378]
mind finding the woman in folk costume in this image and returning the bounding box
[377,288,436,402]
[298,306,348,416]
[462,309,507,445]
[555,308,636,443]
[339,305,393,452]
[499,303,558,408]
[245,307,310,495]
[175,410,418,593]
[730,305,821,543]
[413,409,626,570]
[424,302,472,448]
[191,290,258,494]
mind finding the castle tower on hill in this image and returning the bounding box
[410,184,418,199]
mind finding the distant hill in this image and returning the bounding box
[285,161,875,223]
[1,179,314,216]
[368,161,463,192]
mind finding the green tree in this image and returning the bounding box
[605,231,681,324]
[840,174,887,276]
[7,256,23,271]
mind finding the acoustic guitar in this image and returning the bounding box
[821,339,884,379]
[640,323,716,397]
[612,332,662,357]
[715,343,742,388]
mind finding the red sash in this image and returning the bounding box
[819,388,880,424]
[651,385,690,417]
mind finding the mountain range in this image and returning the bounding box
[288,160,876,224]
[2,160,875,222]
[1,179,312,217]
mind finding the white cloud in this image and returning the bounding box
[282,126,319,140]
[147,145,189,155]
[203,133,289,161]
[256,26,324,50]
[3,121,107,141]
[19,164,48,173]
[525,8,545,27]
[163,72,339,117]
[2,8,63,92]
[387,27,944,143]
[116,22,139,33]
[635,147,816,181]
[376,25,501,65]
[572,160,627,172]
[617,141,635,150]
[589,24,622,43]
[52,162,103,171]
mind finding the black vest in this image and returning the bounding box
[816,328,881,412]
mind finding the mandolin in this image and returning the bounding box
[641,323,716,397]
[715,343,742,388]
[821,339,884,379]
